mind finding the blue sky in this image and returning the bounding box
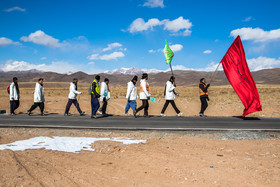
[0,0,280,74]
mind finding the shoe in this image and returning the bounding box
[177,112,183,117]
[133,110,137,118]
[27,110,31,116]
[199,113,207,117]
[41,113,45,116]
[91,115,97,119]
[10,113,15,115]
[160,113,166,117]
[64,113,71,116]
[80,112,85,116]
[97,110,102,115]
[143,115,149,118]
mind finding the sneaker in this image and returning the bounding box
[80,112,85,116]
[143,115,149,118]
[133,110,137,118]
[97,110,102,115]
[27,110,31,116]
[91,115,97,119]
[160,113,166,117]
[64,113,71,116]
[41,113,45,116]
[10,113,15,116]
[199,113,207,117]
[177,112,183,117]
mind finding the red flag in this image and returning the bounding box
[220,35,262,116]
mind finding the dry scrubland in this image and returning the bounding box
[0,82,280,117]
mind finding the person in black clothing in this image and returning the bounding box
[199,78,210,117]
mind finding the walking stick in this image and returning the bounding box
[209,62,221,84]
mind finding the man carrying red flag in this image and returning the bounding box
[220,35,262,117]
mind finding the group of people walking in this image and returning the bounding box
[8,73,210,118]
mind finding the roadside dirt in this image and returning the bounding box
[0,128,279,186]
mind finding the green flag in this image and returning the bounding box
[164,40,174,64]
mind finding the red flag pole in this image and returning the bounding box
[209,62,221,84]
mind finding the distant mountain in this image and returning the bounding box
[104,67,163,75]
[0,68,279,86]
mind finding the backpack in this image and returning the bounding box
[7,86,10,94]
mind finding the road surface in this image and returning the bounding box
[0,114,280,131]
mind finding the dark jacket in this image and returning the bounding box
[91,81,100,98]
[199,83,210,98]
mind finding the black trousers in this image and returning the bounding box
[29,102,44,113]
[161,100,180,114]
[200,97,208,114]
[136,99,149,116]
[10,100,20,114]
[64,99,82,114]
[99,98,108,114]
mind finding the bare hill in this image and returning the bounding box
[0,68,279,86]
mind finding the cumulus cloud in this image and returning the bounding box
[169,44,183,52]
[88,52,125,61]
[163,16,192,36]
[247,56,280,71]
[4,6,26,12]
[143,0,164,8]
[0,37,21,46]
[102,42,122,51]
[127,16,192,36]
[203,50,212,54]
[128,18,163,33]
[230,27,280,42]
[1,60,79,74]
[20,30,66,48]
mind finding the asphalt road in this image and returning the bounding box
[0,114,280,131]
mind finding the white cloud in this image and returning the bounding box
[20,30,66,48]
[230,27,280,42]
[102,42,122,51]
[242,16,254,22]
[170,44,183,52]
[127,16,192,36]
[203,50,212,54]
[247,56,280,71]
[143,0,164,8]
[163,16,192,36]
[0,37,21,46]
[88,52,125,61]
[4,6,26,12]
[128,18,163,33]
[88,61,95,65]
[40,57,47,60]
[88,54,99,60]
[148,49,156,53]
[1,60,79,74]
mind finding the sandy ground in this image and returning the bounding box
[0,128,280,186]
[0,82,280,117]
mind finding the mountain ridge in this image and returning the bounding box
[0,68,279,86]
